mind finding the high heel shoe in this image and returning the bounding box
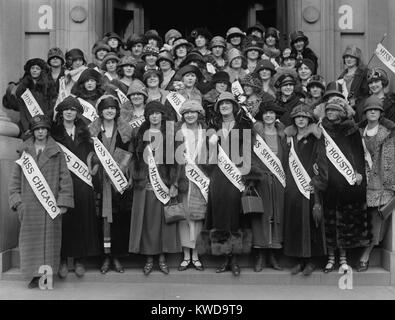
[268,251,283,271]
[159,260,169,274]
[192,259,204,271]
[216,258,231,273]
[113,258,124,273]
[356,260,369,272]
[323,256,335,273]
[100,257,111,274]
[178,259,191,271]
[143,261,154,275]
[254,251,264,273]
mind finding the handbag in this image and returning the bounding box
[241,185,264,215]
[378,196,395,221]
[164,197,186,224]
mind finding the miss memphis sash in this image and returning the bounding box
[92,137,128,194]
[288,138,311,200]
[217,145,245,192]
[146,146,171,204]
[56,143,93,187]
[320,124,357,185]
[78,98,99,123]
[21,89,44,117]
[16,151,61,219]
[167,92,185,118]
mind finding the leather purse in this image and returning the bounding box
[164,197,186,224]
[241,186,264,215]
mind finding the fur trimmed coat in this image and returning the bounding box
[8,136,74,279]
[338,65,369,106]
[277,93,303,127]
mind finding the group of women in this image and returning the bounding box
[4,25,395,289]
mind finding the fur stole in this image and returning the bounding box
[89,117,132,144]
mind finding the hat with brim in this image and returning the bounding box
[322,81,345,101]
[179,100,204,115]
[214,92,239,112]
[141,45,160,61]
[275,74,296,88]
[176,65,203,82]
[127,79,148,99]
[306,75,326,91]
[255,101,285,120]
[101,53,120,70]
[104,32,123,45]
[144,101,166,120]
[211,71,231,87]
[156,51,175,68]
[96,95,120,113]
[172,39,193,55]
[143,69,164,86]
[363,95,384,113]
[290,104,314,120]
[246,23,265,36]
[56,96,83,114]
[179,51,206,68]
[117,56,137,68]
[226,27,245,42]
[227,48,246,66]
[254,60,276,75]
[30,115,51,131]
[78,68,102,85]
[24,58,48,74]
[93,41,111,55]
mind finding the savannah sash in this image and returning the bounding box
[78,98,99,122]
[146,146,171,204]
[92,137,128,194]
[320,125,357,185]
[288,138,311,200]
[166,92,185,118]
[16,151,61,219]
[56,143,93,187]
[21,89,44,117]
[217,145,245,192]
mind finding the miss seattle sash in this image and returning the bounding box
[217,145,245,192]
[16,152,61,219]
[320,124,357,185]
[146,146,171,204]
[78,98,99,122]
[92,137,128,194]
[21,89,44,117]
[288,138,311,200]
[56,143,93,187]
[166,92,185,118]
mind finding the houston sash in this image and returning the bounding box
[92,137,128,194]
[129,116,145,129]
[167,92,185,118]
[78,98,99,122]
[21,89,44,117]
[16,152,61,219]
[254,134,286,188]
[217,145,245,192]
[289,138,311,200]
[116,89,129,105]
[146,146,171,204]
[320,125,357,185]
[56,143,93,187]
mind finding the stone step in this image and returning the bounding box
[2,267,390,286]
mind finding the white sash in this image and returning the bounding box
[104,72,113,81]
[21,89,44,117]
[206,63,216,74]
[53,77,69,120]
[56,143,93,187]
[320,125,357,185]
[254,134,286,188]
[92,137,128,194]
[16,152,61,219]
[231,81,247,104]
[217,145,245,192]
[78,98,99,122]
[129,116,145,129]
[166,92,185,118]
[146,146,171,204]
[336,79,349,100]
[288,138,311,200]
[116,89,129,105]
[362,126,374,170]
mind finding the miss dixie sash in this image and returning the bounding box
[254,134,286,188]
[166,92,185,118]
[21,89,44,117]
[320,124,357,185]
[146,146,171,204]
[288,138,311,200]
[92,137,128,194]
[217,145,245,192]
[116,88,129,105]
[129,116,145,129]
[16,151,61,219]
[56,143,93,187]
[78,98,99,122]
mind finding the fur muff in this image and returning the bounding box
[210,229,232,256]
[242,228,253,254]
[196,230,211,256]
[230,230,243,254]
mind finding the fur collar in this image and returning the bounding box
[322,117,358,137]
[18,136,61,158]
[284,123,322,139]
[359,117,395,143]
[253,121,286,139]
[89,117,132,143]
[51,119,92,144]
[263,45,280,58]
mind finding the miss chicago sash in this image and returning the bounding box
[77,98,99,123]
[56,143,93,187]
[288,138,311,200]
[92,137,128,194]
[146,146,171,204]
[217,145,245,192]
[21,89,44,117]
[16,151,61,219]
[320,125,357,185]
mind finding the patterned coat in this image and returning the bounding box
[8,136,74,279]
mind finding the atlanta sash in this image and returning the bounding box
[185,154,210,202]
[92,137,128,194]
[288,138,311,199]
[254,134,286,188]
[146,146,171,204]
[217,145,245,192]
[320,125,357,185]
[116,89,129,105]
[129,116,145,129]
[56,143,93,187]
[78,98,99,122]
[16,152,61,219]
[21,89,44,117]
[167,92,185,118]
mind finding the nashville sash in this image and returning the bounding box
[320,125,357,185]
[254,134,286,188]
[16,151,61,219]
[289,138,311,200]
[56,143,93,187]
[217,145,245,192]
[92,137,128,194]
[116,88,129,105]
[78,98,99,122]
[146,146,171,204]
[166,92,185,118]
[129,116,145,129]
[21,89,44,117]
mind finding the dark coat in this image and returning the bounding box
[356,93,395,124]
[50,67,66,94]
[51,119,101,258]
[338,65,369,105]
[283,125,328,258]
[293,47,319,74]
[8,136,74,279]
[321,118,371,249]
[277,93,303,127]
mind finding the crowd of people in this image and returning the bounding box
[3,24,395,289]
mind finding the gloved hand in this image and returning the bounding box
[312,203,322,228]
[355,173,363,186]
[170,184,178,198]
